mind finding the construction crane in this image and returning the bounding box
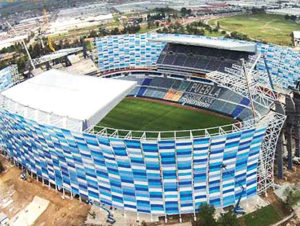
[43,8,55,52]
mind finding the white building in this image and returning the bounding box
[293,31,300,47]
[48,14,113,36]
[0,35,28,50]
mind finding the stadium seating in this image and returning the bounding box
[163,90,183,102]
[120,74,257,119]
[96,33,299,89]
[144,88,167,99]
[149,77,175,89]
[231,98,250,118]
[157,43,255,73]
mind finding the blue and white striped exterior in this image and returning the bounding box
[0,109,266,215]
[0,66,15,92]
[0,34,291,216]
[96,33,165,72]
[96,34,300,88]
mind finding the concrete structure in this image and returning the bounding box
[10,196,49,226]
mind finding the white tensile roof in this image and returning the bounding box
[2,69,136,131]
[150,36,257,53]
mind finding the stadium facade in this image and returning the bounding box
[0,33,299,219]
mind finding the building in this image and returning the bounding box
[0,35,27,51]
[293,31,300,47]
[48,14,113,36]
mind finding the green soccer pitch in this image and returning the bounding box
[97,98,233,133]
[209,13,300,46]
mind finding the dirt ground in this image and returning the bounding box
[275,164,300,187]
[0,155,90,226]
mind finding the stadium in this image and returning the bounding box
[0,33,299,221]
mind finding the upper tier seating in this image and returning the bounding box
[157,43,254,73]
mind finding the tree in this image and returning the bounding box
[218,208,239,226]
[284,186,300,208]
[194,203,217,226]
[290,15,297,21]
[89,30,98,38]
[0,160,4,174]
[181,7,187,16]
[110,27,120,35]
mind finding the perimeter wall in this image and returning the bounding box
[0,109,266,215]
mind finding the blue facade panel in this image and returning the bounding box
[0,110,267,216]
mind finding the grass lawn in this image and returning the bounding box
[238,203,288,226]
[137,25,158,34]
[97,98,233,132]
[204,30,224,37]
[209,13,300,46]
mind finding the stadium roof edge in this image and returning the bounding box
[2,69,137,131]
[149,36,257,53]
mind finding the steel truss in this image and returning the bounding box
[207,54,286,194]
[32,47,83,66]
[257,112,286,194]
[207,54,277,118]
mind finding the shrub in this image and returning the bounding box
[193,203,217,226]
[284,186,300,208]
[218,208,239,226]
[0,160,4,174]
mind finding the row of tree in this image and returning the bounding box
[95,24,141,38]
[156,20,220,36]
[285,14,299,22]
[193,204,239,226]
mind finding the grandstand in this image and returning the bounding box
[1,33,298,222]
[118,73,253,120]
[156,42,255,74]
